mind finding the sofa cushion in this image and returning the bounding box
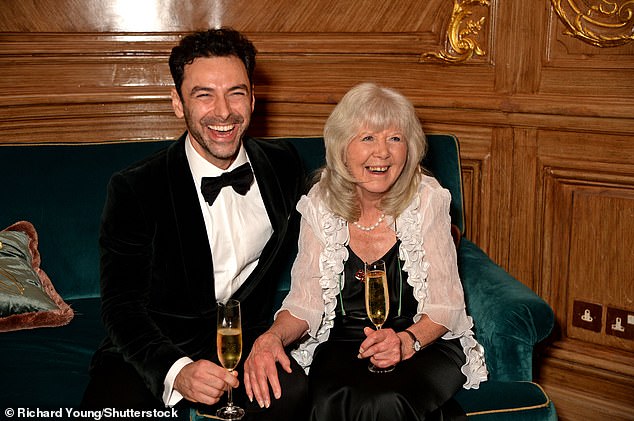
[454,380,557,420]
[0,221,73,331]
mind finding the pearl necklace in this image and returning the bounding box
[352,213,385,231]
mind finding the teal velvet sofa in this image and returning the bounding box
[0,135,556,420]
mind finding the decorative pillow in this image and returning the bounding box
[0,221,73,332]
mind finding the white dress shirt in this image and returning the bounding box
[162,135,273,406]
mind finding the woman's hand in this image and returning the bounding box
[244,331,290,409]
[358,327,402,368]
[243,311,308,409]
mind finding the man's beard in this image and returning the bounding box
[185,110,248,162]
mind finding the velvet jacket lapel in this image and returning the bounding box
[233,137,291,301]
[164,134,295,305]
[165,134,216,303]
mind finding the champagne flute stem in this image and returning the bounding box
[227,370,234,408]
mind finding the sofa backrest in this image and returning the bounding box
[0,134,463,301]
[421,134,465,235]
[1,141,173,299]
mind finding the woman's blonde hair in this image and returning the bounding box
[320,82,427,221]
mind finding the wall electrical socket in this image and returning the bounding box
[606,307,634,340]
[572,300,602,332]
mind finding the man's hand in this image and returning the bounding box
[357,327,402,368]
[174,360,239,405]
[243,332,291,408]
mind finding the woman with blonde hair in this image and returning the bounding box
[244,83,487,420]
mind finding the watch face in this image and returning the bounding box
[413,341,422,352]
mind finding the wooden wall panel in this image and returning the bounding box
[508,128,539,289]
[536,129,634,420]
[0,0,452,34]
[1,1,634,419]
[424,123,494,247]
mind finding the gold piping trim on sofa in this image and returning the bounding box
[465,382,552,417]
[191,409,223,419]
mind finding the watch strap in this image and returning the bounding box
[403,329,421,351]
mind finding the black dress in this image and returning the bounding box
[308,241,467,421]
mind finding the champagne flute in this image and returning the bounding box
[364,260,394,373]
[216,299,245,420]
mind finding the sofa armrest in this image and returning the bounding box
[458,239,554,382]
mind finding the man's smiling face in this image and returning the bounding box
[171,55,254,169]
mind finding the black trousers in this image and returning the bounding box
[81,352,309,421]
[308,338,467,421]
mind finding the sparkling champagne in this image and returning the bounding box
[217,327,242,370]
[216,299,244,419]
[365,270,389,328]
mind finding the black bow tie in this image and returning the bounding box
[201,162,254,205]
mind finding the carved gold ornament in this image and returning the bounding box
[551,0,634,47]
[422,0,491,64]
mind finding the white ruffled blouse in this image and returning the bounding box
[279,175,488,389]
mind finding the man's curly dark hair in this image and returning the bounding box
[169,27,257,98]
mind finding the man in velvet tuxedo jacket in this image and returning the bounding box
[82,28,308,419]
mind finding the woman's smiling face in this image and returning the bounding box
[345,127,408,200]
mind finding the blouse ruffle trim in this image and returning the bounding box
[290,192,348,372]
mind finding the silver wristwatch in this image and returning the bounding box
[404,329,422,352]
